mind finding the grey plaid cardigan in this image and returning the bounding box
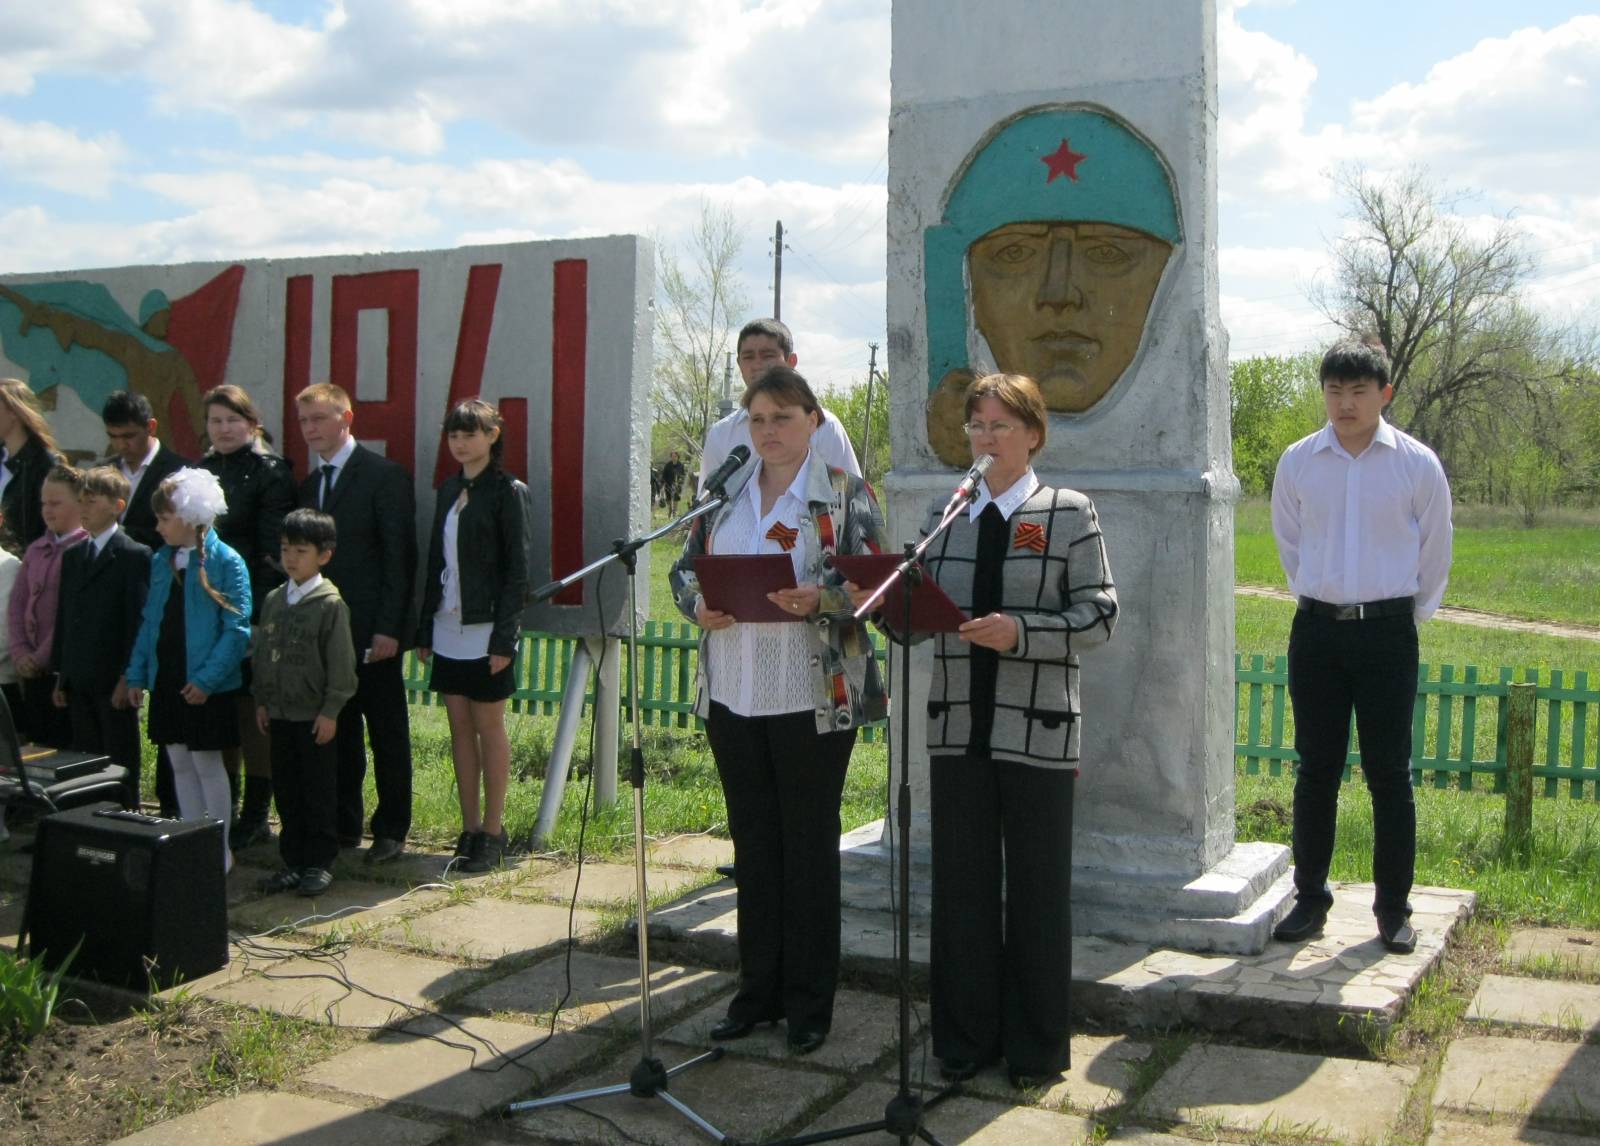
[670,456,889,734]
[908,483,1118,770]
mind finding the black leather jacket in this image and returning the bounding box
[200,445,297,622]
[1,436,61,555]
[416,466,532,658]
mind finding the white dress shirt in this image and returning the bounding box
[704,454,818,717]
[315,435,358,508]
[90,522,120,556]
[697,407,859,495]
[286,572,323,606]
[119,438,161,521]
[968,467,1040,522]
[1271,419,1453,621]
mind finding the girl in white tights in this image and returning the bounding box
[125,469,252,874]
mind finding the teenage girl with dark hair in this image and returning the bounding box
[416,399,531,873]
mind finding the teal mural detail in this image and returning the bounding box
[924,105,1182,393]
[0,280,165,406]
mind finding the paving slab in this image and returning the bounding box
[511,860,711,906]
[1505,929,1600,977]
[0,894,22,948]
[202,944,487,1027]
[1427,1116,1600,1145]
[661,986,907,1073]
[226,862,277,905]
[231,879,449,937]
[798,1080,1098,1144]
[108,1091,448,1145]
[1469,974,1600,1034]
[303,1012,608,1117]
[462,951,732,1030]
[510,1047,838,1144]
[647,832,734,869]
[1140,1043,1417,1142]
[899,1032,1152,1112]
[371,896,601,962]
[1434,1036,1600,1127]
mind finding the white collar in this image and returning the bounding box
[745,452,813,518]
[1313,418,1397,459]
[92,522,120,551]
[319,436,358,470]
[286,573,323,603]
[969,467,1039,521]
[122,438,160,477]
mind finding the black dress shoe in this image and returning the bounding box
[939,1058,982,1082]
[1377,914,1418,954]
[1272,900,1329,942]
[715,863,736,879]
[787,1029,827,1056]
[364,837,405,865]
[710,1017,757,1041]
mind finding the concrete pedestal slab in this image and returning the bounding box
[1139,1043,1417,1142]
[660,986,908,1073]
[460,951,731,1030]
[1435,1036,1600,1128]
[371,897,600,962]
[108,1092,447,1145]
[1469,974,1600,1035]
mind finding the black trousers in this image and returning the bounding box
[705,701,855,1035]
[271,718,340,872]
[66,688,143,808]
[1287,609,1418,916]
[20,676,70,749]
[332,655,413,845]
[930,754,1074,1076]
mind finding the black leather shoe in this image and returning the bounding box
[1377,914,1418,954]
[1272,901,1329,942]
[710,1017,757,1041]
[787,1029,827,1056]
[715,863,736,879]
[939,1058,982,1082]
[364,837,405,865]
[297,867,334,896]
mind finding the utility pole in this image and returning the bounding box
[862,342,879,484]
[719,350,735,419]
[772,219,784,319]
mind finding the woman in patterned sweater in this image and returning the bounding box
[881,373,1118,1090]
[670,366,886,1057]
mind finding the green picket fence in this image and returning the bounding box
[403,634,1599,798]
[1234,654,1599,800]
[403,622,889,743]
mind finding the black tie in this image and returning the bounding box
[321,464,337,508]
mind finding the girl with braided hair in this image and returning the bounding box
[126,468,252,870]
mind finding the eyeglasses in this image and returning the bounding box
[963,420,1020,438]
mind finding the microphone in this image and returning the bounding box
[698,444,752,503]
[944,453,995,513]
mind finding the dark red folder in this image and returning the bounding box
[830,554,970,633]
[693,554,801,623]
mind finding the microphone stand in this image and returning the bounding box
[764,490,975,1146]
[507,489,736,1143]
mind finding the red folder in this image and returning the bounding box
[830,554,970,633]
[693,554,802,623]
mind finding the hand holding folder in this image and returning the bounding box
[693,554,804,623]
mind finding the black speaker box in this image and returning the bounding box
[25,802,228,988]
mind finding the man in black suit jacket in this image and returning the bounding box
[52,466,152,809]
[101,390,191,552]
[295,382,417,863]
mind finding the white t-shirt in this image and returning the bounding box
[697,407,859,495]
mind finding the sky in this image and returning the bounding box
[2,0,1597,394]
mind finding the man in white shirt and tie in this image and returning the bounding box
[697,319,860,496]
[1270,340,1453,954]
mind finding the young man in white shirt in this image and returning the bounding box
[697,319,860,495]
[1269,340,1453,954]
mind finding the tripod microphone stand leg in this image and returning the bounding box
[506,545,731,1142]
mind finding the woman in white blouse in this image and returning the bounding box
[416,399,531,874]
[670,367,887,1057]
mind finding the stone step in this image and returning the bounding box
[1468,974,1600,1036]
[1435,1035,1600,1129]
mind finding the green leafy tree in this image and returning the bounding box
[1229,352,1323,494]
[819,376,892,489]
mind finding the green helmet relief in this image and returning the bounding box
[924,105,1183,399]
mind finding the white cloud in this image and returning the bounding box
[0,116,125,196]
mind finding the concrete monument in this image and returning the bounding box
[876,0,1290,952]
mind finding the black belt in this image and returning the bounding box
[1297,595,1413,621]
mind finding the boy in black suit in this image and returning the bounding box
[294,382,417,864]
[52,466,152,808]
[101,390,190,553]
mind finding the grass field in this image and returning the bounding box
[1235,498,1600,627]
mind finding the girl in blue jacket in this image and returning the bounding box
[126,468,252,870]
